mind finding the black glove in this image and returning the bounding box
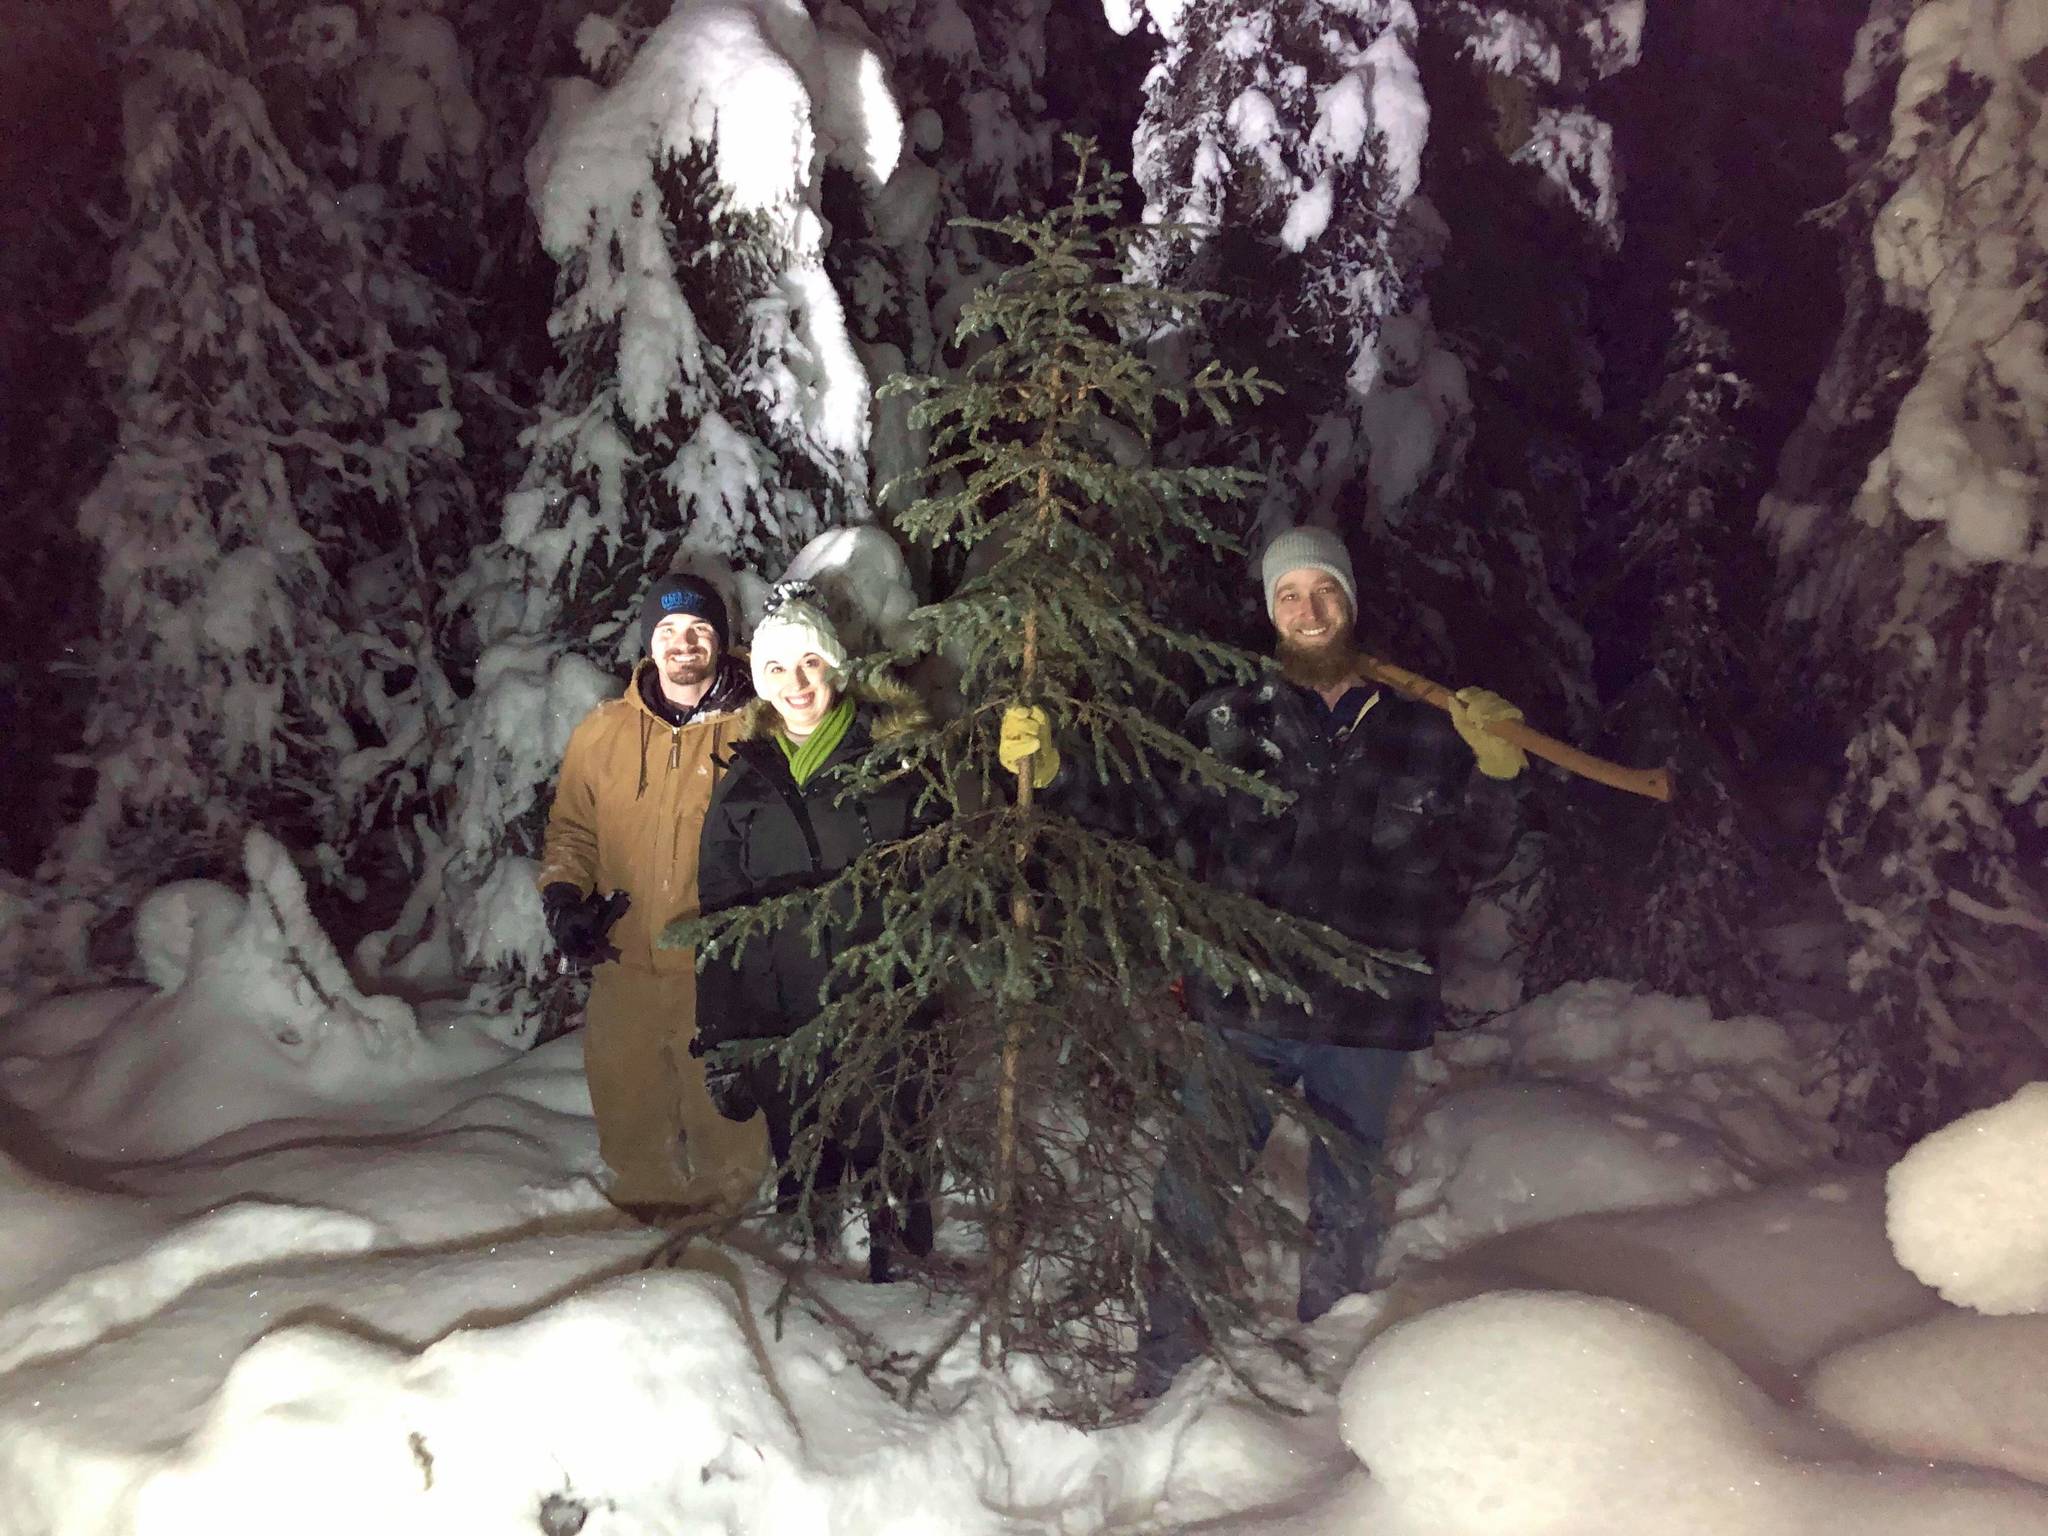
[703,1065,759,1123]
[689,1033,760,1122]
[541,883,630,969]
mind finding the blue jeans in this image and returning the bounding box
[1138,1029,1408,1385]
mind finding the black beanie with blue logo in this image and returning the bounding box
[640,573,730,653]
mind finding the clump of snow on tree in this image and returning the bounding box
[438,643,612,981]
[1514,108,1623,243]
[1858,0,2047,563]
[1885,1081,2048,1315]
[527,0,898,459]
[1580,0,1647,76]
[354,1,485,187]
[777,523,919,652]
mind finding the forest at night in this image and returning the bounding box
[0,0,2045,1529]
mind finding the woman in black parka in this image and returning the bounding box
[691,582,941,1279]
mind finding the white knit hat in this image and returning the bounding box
[749,581,849,696]
[1259,525,1357,617]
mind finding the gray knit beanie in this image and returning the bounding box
[1259,526,1357,617]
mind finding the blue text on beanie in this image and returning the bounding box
[641,574,730,654]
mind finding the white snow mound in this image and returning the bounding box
[1384,1081,1749,1267]
[1887,1081,2048,1314]
[1813,1311,2048,1484]
[1338,1288,2048,1536]
[1340,1291,1779,1535]
[2,831,514,1158]
[129,1271,812,1536]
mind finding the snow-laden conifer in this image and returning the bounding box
[1531,256,1775,1011]
[1114,0,1445,530]
[1104,0,1620,751]
[1761,0,2048,1142]
[827,0,1059,537]
[53,0,486,960]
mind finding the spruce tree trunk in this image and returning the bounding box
[988,448,1046,1356]
[989,401,1061,1355]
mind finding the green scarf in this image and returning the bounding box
[776,695,856,786]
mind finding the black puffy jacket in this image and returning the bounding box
[692,680,941,1167]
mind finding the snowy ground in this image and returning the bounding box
[5,850,2048,1535]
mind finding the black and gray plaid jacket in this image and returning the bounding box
[1156,675,1519,1051]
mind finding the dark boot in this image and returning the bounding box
[865,1201,896,1284]
[775,1169,803,1214]
[901,1180,934,1257]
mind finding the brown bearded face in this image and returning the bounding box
[1278,628,1364,690]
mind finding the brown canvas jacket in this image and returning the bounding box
[536,658,751,974]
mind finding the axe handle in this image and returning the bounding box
[1358,656,1675,804]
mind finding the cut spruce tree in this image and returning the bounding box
[663,139,1404,1410]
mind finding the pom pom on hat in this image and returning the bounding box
[750,581,849,696]
[1259,526,1357,618]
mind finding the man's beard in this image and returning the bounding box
[661,653,714,687]
[1277,630,1364,691]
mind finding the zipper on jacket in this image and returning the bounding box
[668,727,684,867]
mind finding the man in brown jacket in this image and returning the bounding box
[537,573,766,1215]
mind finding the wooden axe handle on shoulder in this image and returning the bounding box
[1359,655,1676,804]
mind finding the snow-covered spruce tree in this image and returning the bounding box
[283,0,505,894]
[50,0,484,962]
[1530,255,1776,1011]
[437,1,901,1034]
[668,143,1400,1405]
[1763,0,2048,1143]
[820,0,1060,547]
[1391,0,1636,724]
[1103,0,1623,742]
[1112,0,1440,544]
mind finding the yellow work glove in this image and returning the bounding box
[998,705,1060,790]
[1448,686,1528,780]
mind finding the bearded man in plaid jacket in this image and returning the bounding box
[1010,525,1527,1396]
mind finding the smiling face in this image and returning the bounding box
[649,613,720,697]
[1270,567,1354,653]
[761,650,838,735]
